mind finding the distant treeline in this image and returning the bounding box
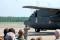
[0,17,29,22]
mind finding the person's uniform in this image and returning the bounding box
[16,36,25,40]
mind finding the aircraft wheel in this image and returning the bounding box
[35,29,40,32]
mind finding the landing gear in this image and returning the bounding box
[35,29,40,32]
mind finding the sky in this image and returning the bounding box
[0,0,60,17]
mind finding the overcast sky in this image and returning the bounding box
[0,0,60,17]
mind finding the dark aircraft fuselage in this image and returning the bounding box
[24,8,60,32]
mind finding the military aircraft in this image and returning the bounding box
[23,6,60,32]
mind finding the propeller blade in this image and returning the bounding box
[23,6,42,9]
[23,6,60,10]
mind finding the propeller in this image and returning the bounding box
[23,6,60,10]
[23,6,48,9]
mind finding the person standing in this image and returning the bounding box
[5,28,16,40]
[17,30,24,40]
[36,37,42,40]
[30,38,35,40]
[4,28,9,40]
[55,29,60,40]
[24,26,30,40]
